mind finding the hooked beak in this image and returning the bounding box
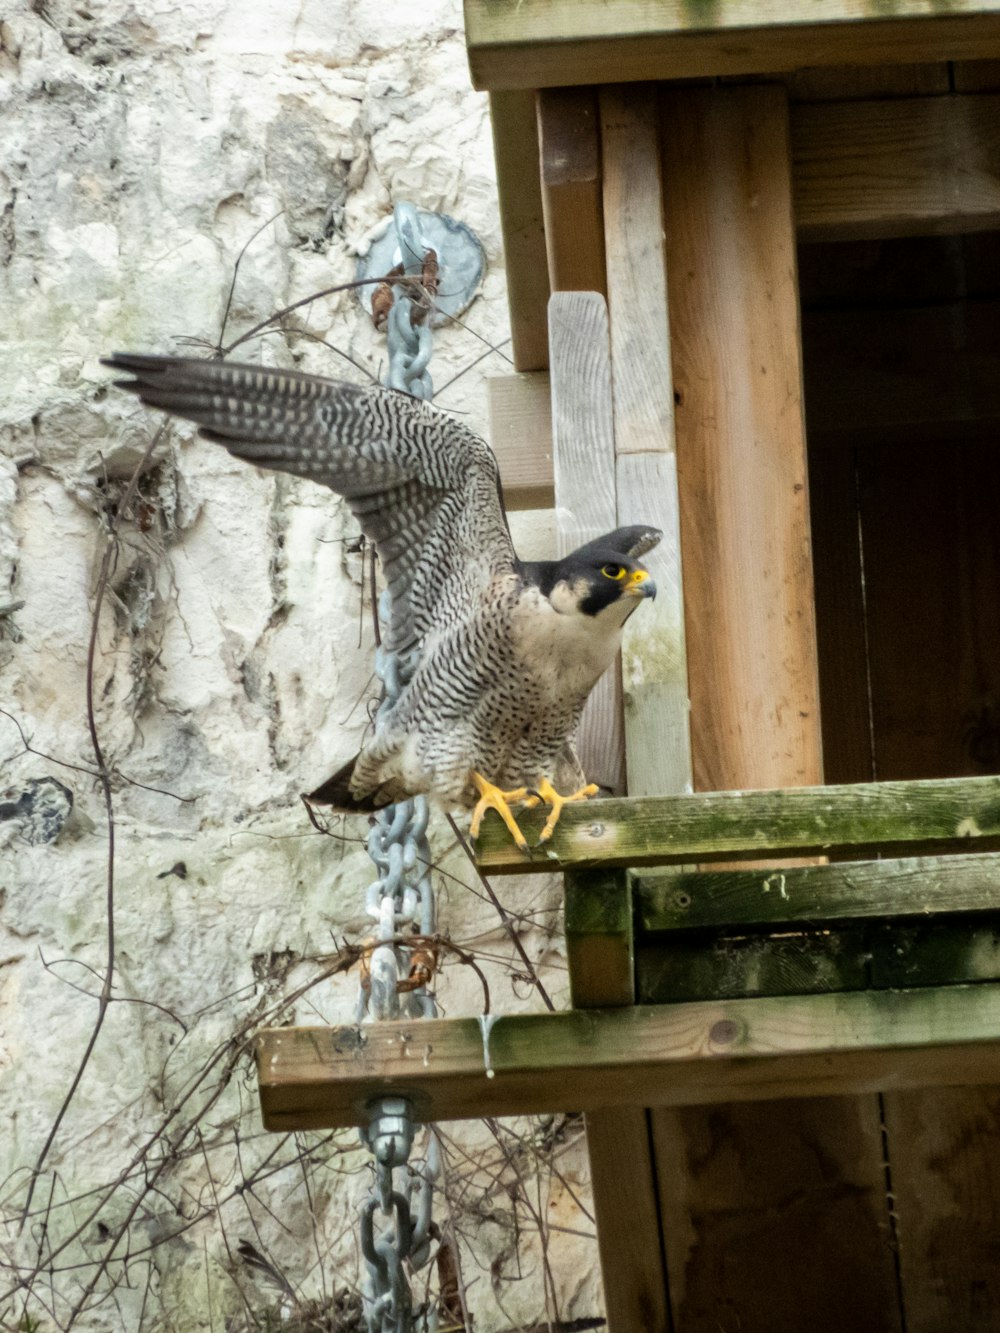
[624,568,656,599]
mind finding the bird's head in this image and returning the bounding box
[532,525,661,624]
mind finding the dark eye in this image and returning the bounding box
[601,563,626,580]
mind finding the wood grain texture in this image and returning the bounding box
[537,87,607,295]
[566,863,671,1333]
[655,83,894,1333]
[788,61,951,100]
[600,84,693,802]
[661,84,821,795]
[486,371,553,510]
[883,1087,1000,1331]
[651,1097,903,1333]
[577,93,689,1331]
[793,95,1000,240]
[490,90,549,371]
[582,1108,671,1333]
[638,851,1000,932]
[475,773,1000,874]
[566,868,635,1008]
[548,290,624,793]
[464,0,1000,90]
[256,982,1000,1129]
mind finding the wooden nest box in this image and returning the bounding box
[259,5,1000,1329]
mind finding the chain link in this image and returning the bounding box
[359,202,442,1333]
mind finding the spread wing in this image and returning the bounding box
[103,354,518,654]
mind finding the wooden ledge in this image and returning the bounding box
[465,1,1000,90]
[257,983,1000,1129]
[472,774,1000,874]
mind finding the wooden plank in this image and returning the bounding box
[657,82,894,1333]
[256,982,1000,1130]
[548,290,624,793]
[579,1110,671,1333]
[788,61,951,100]
[661,84,820,795]
[882,1086,1000,1331]
[487,371,553,510]
[637,926,873,1003]
[537,87,607,295]
[489,90,549,371]
[650,1097,902,1333]
[578,95,688,1330]
[953,57,1000,89]
[793,95,1000,241]
[566,868,635,1008]
[638,852,1000,932]
[475,773,1000,873]
[600,83,692,802]
[464,0,1000,91]
[550,283,668,1329]
[565,866,671,1333]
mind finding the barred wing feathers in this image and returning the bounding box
[103,354,518,654]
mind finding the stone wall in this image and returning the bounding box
[1,2,598,1327]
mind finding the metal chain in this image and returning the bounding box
[359,202,441,1333]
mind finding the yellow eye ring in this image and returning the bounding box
[601,563,626,580]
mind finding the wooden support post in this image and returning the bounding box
[562,83,696,1333]
[548,290,624,793]
[601,83,691,801]
[489,90,549,371]
[537,87,607,295]
[548,291,667,1328]
[653,83,900,1333]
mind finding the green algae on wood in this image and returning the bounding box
[638,851,1000,931]
[474,774,1000,874]
[256,981,1000,1129]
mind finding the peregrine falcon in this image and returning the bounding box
[103,354,659,850]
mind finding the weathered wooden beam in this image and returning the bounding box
[257,983,1000,1129]
[474,774,1000,873]
[549,291,625,792]
[487,371,553,510]
[639,852,1000,932]
[464,0,1000,91]
[793,94,1000,240]
[661,84,820,795]
[489,90,549,371]
[567,869,635,1007]
[537,87,607,295]
[601,84,692,801]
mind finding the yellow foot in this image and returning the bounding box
[469,772,532,853]
[527,778,600,844]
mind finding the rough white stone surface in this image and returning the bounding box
[0,1,598,1328]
